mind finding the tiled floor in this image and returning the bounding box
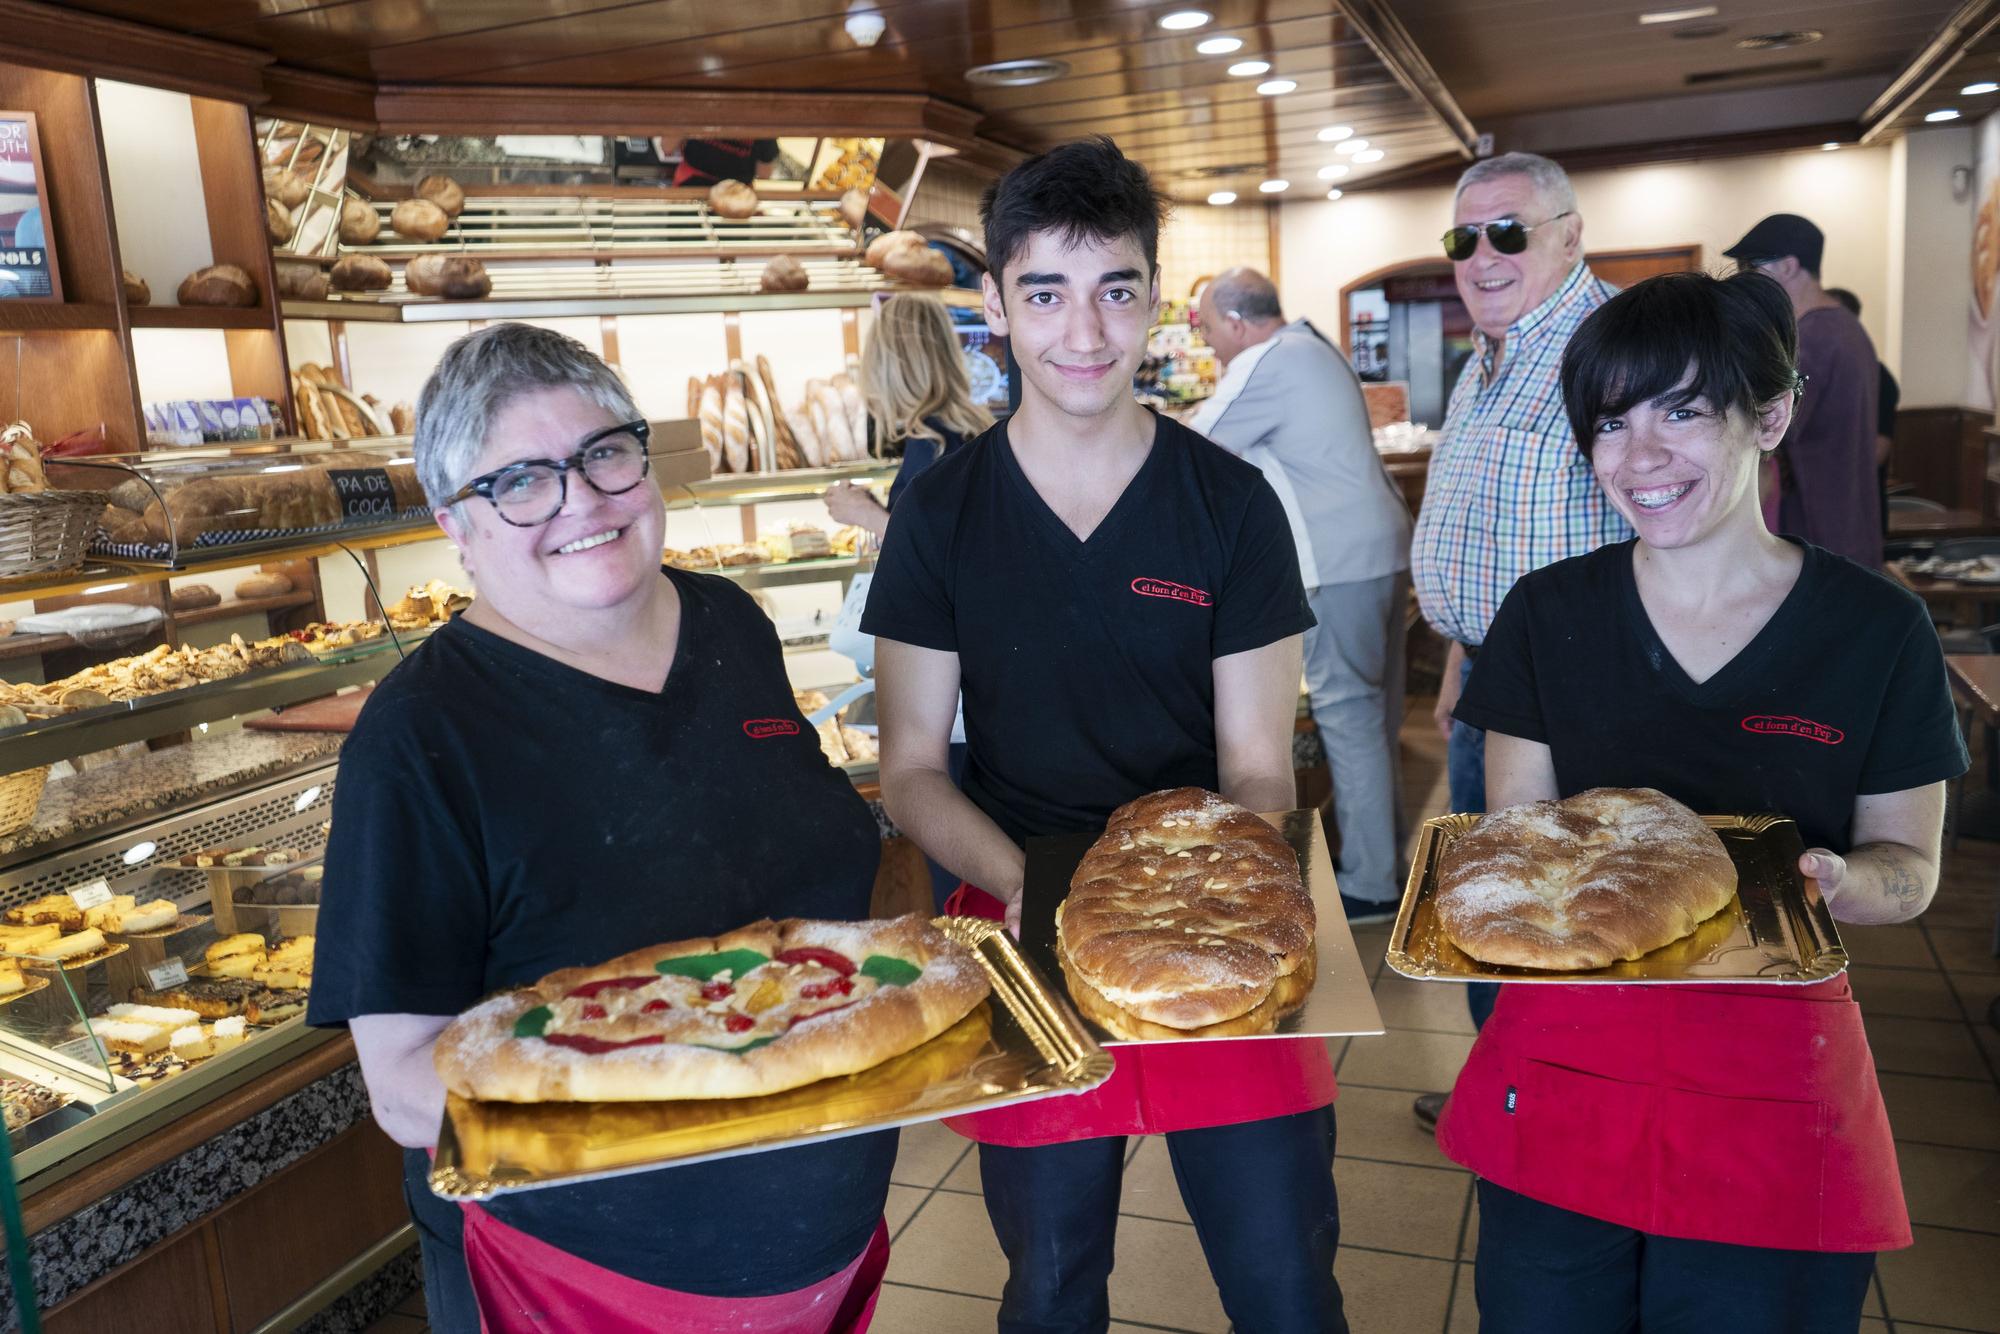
[369,701,2000,1334]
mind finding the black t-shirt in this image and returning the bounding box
[862,412,1314,844]
[308,568,892,1294]
[1455,539,1968,852]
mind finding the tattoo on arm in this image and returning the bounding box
[1880,860,1924,908]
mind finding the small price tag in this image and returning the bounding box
[68,880,113,910]
[145,958,189,991]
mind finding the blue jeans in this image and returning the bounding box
[1473,1180,1874,1333]
[1448,653,1500,1031]
[979,1107,1347,1334]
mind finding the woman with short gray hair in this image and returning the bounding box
[309,323,897,1332]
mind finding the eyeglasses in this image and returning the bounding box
[446,420,652,527]
[1441,212,1574,262]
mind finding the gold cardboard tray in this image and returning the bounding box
[0,975,51,1006]
[1020,808,1384,1044]
[19,942,129,973]
[1386,812,1847,985]
[429,918,1114,1199]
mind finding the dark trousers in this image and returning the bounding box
[1473,1180,1875,1333]
[1448,652,1501,1032]
[402,1147,481,1334]
[978,1105,1347,1334]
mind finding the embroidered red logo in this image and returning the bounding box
[1740,715,1845,746]
[1131,577,1213,607]
[742,718,801,740]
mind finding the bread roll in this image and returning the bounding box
[235,572,293,599]
[177,264,259,308]
[864,230,926,269]
[274,260,328,301]
[839,187,869,231]
[415,174,465,218]
[122,271,150,305]
[404,255,490,299]
[329,254,392,292]
[389,198,451,242]
[263,168,312,209]
[722,376,752,473]
[759,255,810,292]
[170,583,220,611]
[882,243,954,287]
[338,197,381,245]
[708,180,759,219]
[266,199,294,246]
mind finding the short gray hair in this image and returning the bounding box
[1206,266,1284,323]
[413,323,641,508]
[1454,152,1578,219]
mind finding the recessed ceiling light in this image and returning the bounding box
[1207,191,1237,205]
[1736,30,1821,50]
[1256,78,1297,95]
[1927,108,1962,122]
[1228,59,1271,77]
[1325,188,1344,201]
[1638,5,1719,22]
[1353,148,1385,163]
[1158,10,1211,30]
[964,58,1070,86]
[1318,164,1350,180]
[1196,36,1243,55]
[1820,142,1840,151]
[1963,81,1999,95]
[1335,138,1370,155]
[1259,179,1289,193]
[1317,125,1355,142]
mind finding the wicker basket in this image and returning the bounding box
[0,490,106,578]
[0,765,49,838]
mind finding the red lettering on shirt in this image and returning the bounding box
[1740,715,1845,746]
[742,718,801,739]
[1131,577,1213,607]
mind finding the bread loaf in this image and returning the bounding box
[839,187,869,231]
[389,198,450,242]
[142,453,425,542]
[750,357,805,469]
[262,168,312,209]
[170,583,220,611]
[266,199,294,247]
[864,230,926,269]
[329,254,392,291]
[882,244,954,287]
[708,180,759,219]
[235,572,293,599]
[833,370,867,453]
[415,174,465,218]
[696,381,724,471]
[274,260,328,301]
[759,255,809,292]
[122,271,150,305]
[389,402,415,434]
[404,255,490,299]
[722,375,752,473]
[338,197,380,245]
[177,264,259,308]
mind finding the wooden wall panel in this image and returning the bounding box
[44,1223,225,1334]
[1891,407,1994,515]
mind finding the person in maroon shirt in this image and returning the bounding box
[1723,214,1882,568]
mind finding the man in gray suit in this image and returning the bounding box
[1192,267,1415,922]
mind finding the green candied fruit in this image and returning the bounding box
[695,1034,780,1054]
[512,1005,553,1039]
[655,948,770,982]
[859,955,921,987]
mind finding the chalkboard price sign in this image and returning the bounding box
[328,467,398,521]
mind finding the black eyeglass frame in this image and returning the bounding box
[444,420,653,527]
[1441,211,1575,263]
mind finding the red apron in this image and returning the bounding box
[1436,977,1909,1252]
[460,1204,889,1334]
[940,885,1337,1146]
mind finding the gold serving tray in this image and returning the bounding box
[429,919,1114,1199]
[1020,808,1384,1045]
[1386,813,1848,985]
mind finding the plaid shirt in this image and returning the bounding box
[1413,261,1632,646]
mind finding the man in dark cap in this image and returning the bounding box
[1724,214,1882,567]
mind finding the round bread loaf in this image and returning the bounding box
[273,260,328,301]
[262,168,311,209]
[122,271,150,306]
[759,255,810,292]
[265,199,294,246]
[1059,787,1315,1031]
[234,573,293,599]
[864,229,925,269]
[415,174,465,218]
[708,179,759,219]
[839,186,870,231]
[404,255,491,299]
[329,254,393,291]
[177,264,259,308]
[338,197,380,245]
[169,583,220,611]
[882,244,954,287]
[1433,787,1738,971]
[390,198,450,242]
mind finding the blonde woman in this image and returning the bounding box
[822,293,994,536]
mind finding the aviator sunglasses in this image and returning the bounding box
[1441,212,1573,263]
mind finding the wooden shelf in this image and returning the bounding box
[128,307,271,331]
[171,589,315,627]
[0,303,120,332]
[0,524,448,604]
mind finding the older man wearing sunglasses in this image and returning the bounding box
[1408,152,1632,1127]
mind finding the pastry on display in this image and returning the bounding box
[234,572,294,599]
[863,230,926,270]
[760,255,810,293]
[1059,788,1316,1037]
[273,260,328,301]
[329,253,392,292]
[108,1003,201,1029]
[338,197,381,246]
[415,173,466,218]
[181,844,304,869]
[145,978,257,1020]
[0,421,47,494]
[707,179,760,219]
[206,933,265,979]
[246,987,307,1025]
[169,1024,213,1060]
[103,900,179,934]
[235,865,323,907]
[1433,787,1738,971]
[32,635,316,706]
[0,958,24,996]
[177,264,260,308]
[0,925,61,955]
[210,1015,248,1052]
[7,895,86,931]
[389,198,451,242]
[95,1019,168,1057]
[386,579,471,630]
[434,915,989,1103]
[1,1077,68,1133]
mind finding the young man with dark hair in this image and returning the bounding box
[866,135,1347,1333]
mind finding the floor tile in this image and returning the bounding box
[885,1184,929,1237]
[942,1144,981,1194]
[1881,1072,2000,1151]
[1332,1158,1468,1260]
[1876,1223,2000,1330]
[1331,1084,1457,1169]
[1842,924,1938,969]
[1865,1013,1990,1079]
[359,1317,425,1334]
[1330,1246,1455,1334]
[1371,970,1477,1035]
[1930,925,2000,974]
[1118,1135,1190,1224]
[1337,1028,1476,1093]
[1918,883,1998,930]
[1351,926,1393,980]
[1103,1216,1233,1332]
[884,1188,1009,1297]
[1461,1187,1478,1258]
[1447,1263,1478,1334]
[870,1284,1000,1334]
[1948,969,2000,1026]
[1850,964,1967,1021]
[892,1118,973,1188]
[1895,1142,2000,1234]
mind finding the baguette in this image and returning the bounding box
[834,369,868,456]
[722,373,752,473]
[749,357,805,469]
[696,381,725,472]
